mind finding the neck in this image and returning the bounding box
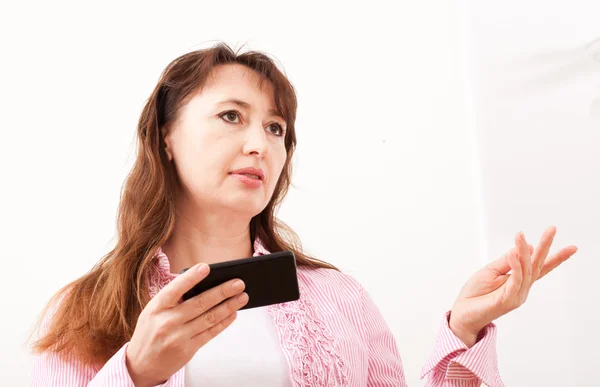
[161,204,255,274]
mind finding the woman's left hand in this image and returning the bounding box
[449,225,578,347]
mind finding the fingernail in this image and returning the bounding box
[237,292,249,304]
[232,280,244,291]
[519,232,525,241]
[197,263,209,274]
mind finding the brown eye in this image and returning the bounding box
[268,123,285,137]
[220,111,240,123]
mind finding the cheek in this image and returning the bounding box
[269,147,288,187]
[179,139,209,174]
[175,130,230,186]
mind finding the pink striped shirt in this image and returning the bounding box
[32,240,504,386]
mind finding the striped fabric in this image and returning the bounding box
[31,240,504,386]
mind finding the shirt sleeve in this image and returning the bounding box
[358,283,409,387]
[30,303,174,386]
[420,311,505,387]
[31,341,177,387]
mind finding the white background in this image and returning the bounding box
[0,1,598,386]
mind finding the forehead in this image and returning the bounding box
[200,64,276,105]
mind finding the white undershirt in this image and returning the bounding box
[184,307,292,387]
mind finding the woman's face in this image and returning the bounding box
[163,63,288,217]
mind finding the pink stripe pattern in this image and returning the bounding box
[31,240,504,386]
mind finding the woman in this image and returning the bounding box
[30,42,578,387]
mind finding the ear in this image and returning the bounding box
[161,126,173,161]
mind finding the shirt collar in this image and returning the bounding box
[153,237,271,277]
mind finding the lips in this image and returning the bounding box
[239,173,261,180]
[229,167,265,181]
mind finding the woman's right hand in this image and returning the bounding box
[125,262,249,387]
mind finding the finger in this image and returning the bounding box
[515,232,533,299]
[538,245,578,280]
[191,310,238,349]
[186,292,249,341]
[490,273,511,290]
[151,263,210,309]
[178,278,246,323]
[486,244,534,275]
[503,249,523,302]
[531,226,557,279]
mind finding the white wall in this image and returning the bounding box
[0,1,594,386]
[463,1,600,385]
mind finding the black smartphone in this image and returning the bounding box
[180,250,300,310]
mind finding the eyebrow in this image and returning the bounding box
[216,98,285,122]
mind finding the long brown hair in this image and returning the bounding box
[31,42,339,367]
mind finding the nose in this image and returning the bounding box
[242,124,269,158]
